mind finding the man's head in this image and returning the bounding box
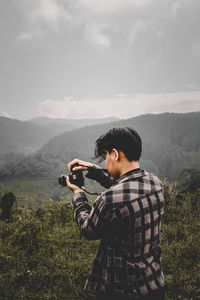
[95,127,142,178]
[95,127,142,162]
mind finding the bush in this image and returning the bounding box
[162,181,200,300]
[0,185,200,299]
[0,202,98,300]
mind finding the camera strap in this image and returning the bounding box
[79,187,100,196]
[72,164,101,196]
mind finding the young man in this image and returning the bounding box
[66,127,165,300]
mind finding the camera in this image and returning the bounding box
[58,163,84,188]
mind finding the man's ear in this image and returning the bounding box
[112,149,120,161]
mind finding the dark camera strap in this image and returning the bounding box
[73,164,101,196]
[79,187,100,196]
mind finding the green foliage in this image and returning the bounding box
[0,179,54,209]
[0,178,103,209]
[161,180,200,299]
[0,201,98,300]
[0,192,16,221]
[175,168,200,193]
[0,181,199,299]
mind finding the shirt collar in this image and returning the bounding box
[115,168,147,185]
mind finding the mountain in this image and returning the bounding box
[1,112,200,180]
[37,111,200,178]
[0,116,60,155]
[29,116,120,128]
[0,116,120,155]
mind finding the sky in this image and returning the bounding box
[0,0,200,120]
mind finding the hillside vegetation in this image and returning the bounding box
[29,116,119,127]
[0,112,199,299]
[0,116,118,155]
[0,112,200,180]
[0,181,199,300]
[0,116,58,155]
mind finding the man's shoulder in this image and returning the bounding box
[118,170,162,192]
[99,170,163,206]
[144,171,162,189]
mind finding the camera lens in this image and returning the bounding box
[58,175,67,187]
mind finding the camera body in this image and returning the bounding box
[58,163,84,188]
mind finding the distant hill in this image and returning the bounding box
[0,116,119,155]
[0,116,59,155]
[1,112,200,179]
[37,111,200,178]
[29,116,119,128]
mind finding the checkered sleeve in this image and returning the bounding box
[85,165,114,188]
[72,192,106,240]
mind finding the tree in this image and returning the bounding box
[0,192,16,221]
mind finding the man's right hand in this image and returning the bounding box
[67,159,93,173]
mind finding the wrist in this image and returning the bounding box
[73,187,83,194]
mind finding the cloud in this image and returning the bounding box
[35,0,63,23]
[32,0,72,29]
[186,83,197,89]
[169,0,181,17]
[158,30,165,38]
[79,0,154,13]
[84,22,111,47]
[11,0,200,99]
[193,42,200,60]
[16,0,154,42]
[0,111,14,119]
[35,91,200,119]
[17,0,72,38]
[17,30,44,42]
[128,19,150,45]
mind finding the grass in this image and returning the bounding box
[0,178,72,209]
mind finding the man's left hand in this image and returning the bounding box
[66,175,83,194]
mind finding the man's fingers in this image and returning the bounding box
[67,159,92,172]
[66,175,70,186]
[66,175,83,193]
[72,165,88,171]
[67,159,79,172]
[66,175,76,188]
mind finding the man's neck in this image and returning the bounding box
[119,161,140,177]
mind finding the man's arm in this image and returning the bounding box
[67,158,114,188]
[66,175,107,240]
[85,164,115,188]
[72,192,106,240]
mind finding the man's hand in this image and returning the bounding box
[66,175,83,194]
[67,159,93,173]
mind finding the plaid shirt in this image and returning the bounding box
[71,166,165,298]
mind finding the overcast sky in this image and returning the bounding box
[0,0,200,120]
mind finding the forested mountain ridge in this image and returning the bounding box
[38,111,200,178]
[29,116,119,127]
[40,111,200,153]
[0,116,60,155]
[0,116,119,155]
[0,112,200,180]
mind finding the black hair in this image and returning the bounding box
[95,127,142,162]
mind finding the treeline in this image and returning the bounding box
[0,179,200,299]
[0,116,119,156]
[0,112,200,180]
